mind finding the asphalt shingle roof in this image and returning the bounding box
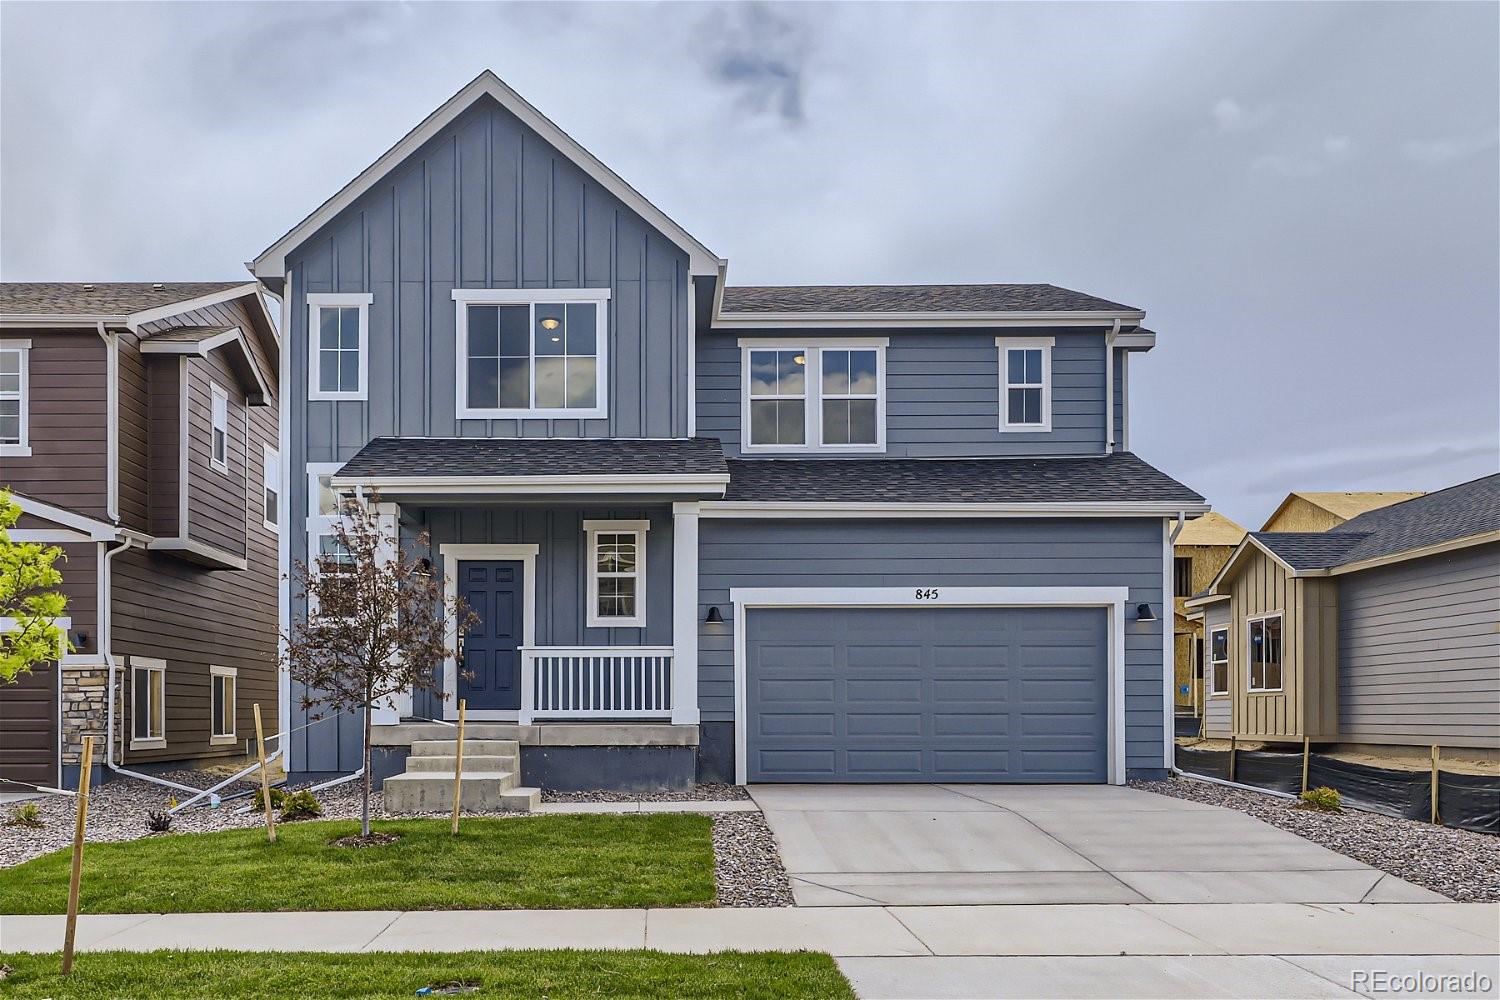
[0,282,249,317]
[1254,474,1500,570]
[335,437,729,480]
[722,452,1203,504]
[720,284,1137,315]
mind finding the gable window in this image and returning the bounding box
[741,339,886,452]
[210,383,230,473]
[584,520,648,628]
[131,657,166,749]
[998,337,1053,432]
[307,293,372,401]
[1,339,30,456]
[453,289,609,419]
[1174,557,1194,597]
[1209,626,1229,695]
[262,445,281,532]
[1247,614,1283,692]
[210,665,237,745]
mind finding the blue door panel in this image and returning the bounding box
[458,560,524,711]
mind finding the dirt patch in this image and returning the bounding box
[331,831,402,848]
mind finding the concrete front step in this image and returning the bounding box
[410,739,520,757]
[383,770,536,813]
[404,754,518,773]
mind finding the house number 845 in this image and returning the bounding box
[914,588,940,600]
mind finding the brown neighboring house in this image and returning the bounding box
[1,282,280,789]
[1171,511,1246,719]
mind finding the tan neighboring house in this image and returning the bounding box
[1260,491,1425,533]
[0,282,280,789]
[1172,511,1246,718]
[1186,476,1499,760]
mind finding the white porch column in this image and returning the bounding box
[370,501,411,726]
[671,501,701,725]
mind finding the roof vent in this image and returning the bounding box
[152,283,164,290]
[82,283,94,291]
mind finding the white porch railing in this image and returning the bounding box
[518,646,674,724]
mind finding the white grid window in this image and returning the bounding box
[747,348,807,446]
[1,340,30,455]
[998,337,1053,432]
[1209,626,1229,695]
[742,339,886,452]
[131,658,166,748]
[210,383,229,473]
[584,520,648,628]
[262,446,280,532]
[819,348,880,446]
[453,289,609,419]
[1247,614,1284,692]
[307,294,372,401]
[210,666,237,744]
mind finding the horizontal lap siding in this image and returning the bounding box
[184,354,248,560]
[1337,544,1500,749]
[696,329,1108,459]
[2,330,107,516]
[697,517,1167,772]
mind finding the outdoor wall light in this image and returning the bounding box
[704,606,725,625]
[75,630,89,646]
[1134,603,1158,622]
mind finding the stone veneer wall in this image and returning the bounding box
[61,665,113,766]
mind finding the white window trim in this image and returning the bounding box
[262,444,281,533]
[452,288,610,420]
[1208,625,1230,696]
[305,462,349,615]
[130,656,167,750]
[1246,612,1285,693]
[307,293,372,402]
[210,664,238,745]
[738,337,888,454]
[584,519,649,628]
[997,336,1054,433]
[209,382,230,474]
[0,338,30,457]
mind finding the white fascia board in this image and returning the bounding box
[9,494,118,540]
[699,501,1211,519]
[0,314,131,328]
[1115,331,1156,350]
[712,310,1146,330]
[124,283,262,329]
[730,585,1130,607]
[140,327,273,403]
[254,71,719,280]
[329,474,730,496]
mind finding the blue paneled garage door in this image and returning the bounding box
[745,606,1108,782]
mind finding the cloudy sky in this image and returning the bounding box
[2,2,1495,525]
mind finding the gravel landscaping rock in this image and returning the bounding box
[712,811,793,907]
[1133,776,1500,902]
[542,783,750,803]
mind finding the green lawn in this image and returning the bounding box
[0,815,715,913]
[0,950,856,999]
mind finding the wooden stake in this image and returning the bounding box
[1301,736,1311,795]
[1430,745,1441,825]
[1228,736,1237,783]
[253,703,276,844]
[61,735,94,976]
[451,699,467,835]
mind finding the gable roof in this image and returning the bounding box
[253,71,721,284]
[138,326,272,405]
[0,282,251,325]
[1260,490,1425,530]
[1174,510,1246,547]
[721,284,1137,315]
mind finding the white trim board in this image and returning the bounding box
[8,493,117,540]
[329,473,730,497]
[728,586,1130,786]
[711,310,1146,330]
[699,501,1210,519]
[438,543,538,722]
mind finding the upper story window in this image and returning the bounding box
[584,519,648,628]
[209,383,230,473]
[1247,614,1283,692]
[997,336,1053,432]
[307,293,372,401]
[262,445,281,532]
[452,289,609,420]
[741,338,886,453]
[0,339,30,456]
[1208,626,1229,695]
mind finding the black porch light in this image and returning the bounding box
[704,606,725,625]
[1135,603,1158,622]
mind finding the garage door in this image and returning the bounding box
[745,606,1108,782]
[0,660,58,788]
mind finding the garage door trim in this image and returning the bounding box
[731,586,1129,785]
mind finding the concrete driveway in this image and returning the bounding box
[749,783,1446,907]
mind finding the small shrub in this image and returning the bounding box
[5,803,43,828]
[145,809,174,833]
[279,789,323,822]
[1299,786,1342,812]
[253,787,287,811]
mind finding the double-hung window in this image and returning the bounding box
[1247,614,1283,692]
[131,657,166,749]
[1208,626,1229,695]
[210,383,230,473]
[305,463,350,609]
[210,665,237,745]
[262,445,280,532]
[742,339,886,452]
[453,289,609,419]
[998,337,1053,431]
[0,339,29,456]
[584,520,648,628]
[307,293,371,401]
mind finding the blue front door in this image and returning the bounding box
[457,560,524,711]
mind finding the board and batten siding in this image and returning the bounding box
[1337,543,1500,750]
[0,329,108,517]
[696,329,1110,459]
[696,517,1169,774]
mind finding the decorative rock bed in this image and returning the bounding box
[542,783,750,803]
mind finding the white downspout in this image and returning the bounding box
[94,323,119,524]
[1104,318,1120,454]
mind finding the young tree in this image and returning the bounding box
[0,489,70,683]
[284,492,476,839]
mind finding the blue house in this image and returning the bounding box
[252,71,1206,800]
